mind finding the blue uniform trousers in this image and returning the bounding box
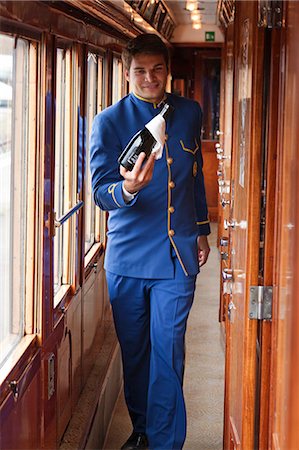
[106,255,196,450]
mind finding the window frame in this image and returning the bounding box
[53,39,81,307]
[111,51,125,105]
[83,46,109,276]
[0,26,41,386]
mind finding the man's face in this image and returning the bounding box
[125,53,168,104]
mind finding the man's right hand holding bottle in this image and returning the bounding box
[120,151,156,196]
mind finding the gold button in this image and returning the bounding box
[167,157,173,165]
[169,206,175,213]
[169,229,175,237]
[169,181,175,189]
[193,161,198,177]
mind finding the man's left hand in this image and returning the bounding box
[197,235,210,267]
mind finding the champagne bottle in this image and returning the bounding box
[118,102,174,171]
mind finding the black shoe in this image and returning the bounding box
[120,431,148,450]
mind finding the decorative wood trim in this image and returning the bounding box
[0,1,129,47]
[217,0,235,28]
[125,0,176,40]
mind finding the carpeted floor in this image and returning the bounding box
[103,223,224,450]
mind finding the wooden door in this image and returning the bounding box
[268,2,299,448]
[219,21,235,450]
[218,23,234,325]
[224,2,264,448]
[255,24,281,450]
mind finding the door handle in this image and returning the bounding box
[222,268,233,281]
[224,219,247,230]
[224,219,236,230]
[220,198,230,208]
[217,153,230,160]
[220,237,229,247]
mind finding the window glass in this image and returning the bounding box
[202,58,221,140]
[0,35,31,366]
[85,52,107,258]
[85,53,102,255]
[54,47,78,300]
[112,56,123,104]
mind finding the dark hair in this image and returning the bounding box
[122,33,169,71]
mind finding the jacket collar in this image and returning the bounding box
[130,92,169,109]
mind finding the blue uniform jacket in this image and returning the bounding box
[90,92,210,278]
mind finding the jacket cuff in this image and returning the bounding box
[197,220,211,236]
[108,181,138,208]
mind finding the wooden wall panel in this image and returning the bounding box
[57,327,72,442]
[69,291,83,411]
[82,255,105,385]
[202,142,218,222]
[0,352,41,450]
[223,2,264,448]
[269,2,299,449]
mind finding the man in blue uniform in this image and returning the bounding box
[90,33,210,450]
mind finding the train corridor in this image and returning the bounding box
[103,223,224,450]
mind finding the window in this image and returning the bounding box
[84,52,106,256]
[54,46,79,301]
[112,55,124,104]
[0,34,37,367]
[202,58,221,140]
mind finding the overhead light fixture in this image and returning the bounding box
[185,1,198,12]
[191,11,201,21]
[192,21,202,30]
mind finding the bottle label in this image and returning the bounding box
[127,152,139,167]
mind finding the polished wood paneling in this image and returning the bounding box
[57,325,72,442]
[223,2,264,448]
[0,2,124,449]
[56,292,83,441]
[269,2,299,449]
[82,255,105,385]
[220,22,235,450]
[202,141,219,222]
[0,1,133,47]
[69,292,83,411]
[42,318,64,449]
[257,26,281,450]
[0,352,41,449]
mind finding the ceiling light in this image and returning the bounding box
[191,11,201,21]
[192,22,202,30]
[185,1,198,12]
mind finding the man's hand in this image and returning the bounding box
[120,152,155,193]
[197,235,210,267]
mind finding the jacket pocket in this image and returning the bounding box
[179,138,199,155]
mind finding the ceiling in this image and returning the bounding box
[165,0,219,26]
